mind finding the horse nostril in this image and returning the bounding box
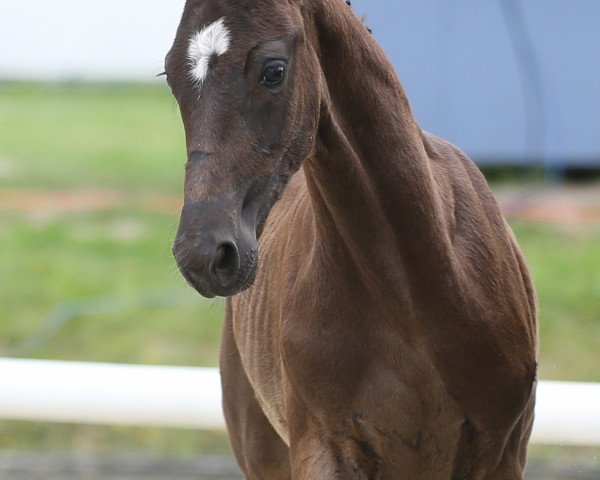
[211,242,239,285]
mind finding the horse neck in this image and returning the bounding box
[303,1,451,290]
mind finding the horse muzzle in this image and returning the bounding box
[172,199,259,298]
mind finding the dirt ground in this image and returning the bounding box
[1,183,600,226]
[0,453,598,480]
[493,183,600,225]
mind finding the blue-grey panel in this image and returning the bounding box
[350,0,600,166]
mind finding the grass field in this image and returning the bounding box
[0,83,599,455]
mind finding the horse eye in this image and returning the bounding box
[260,61,286,87]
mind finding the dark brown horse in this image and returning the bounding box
[166,1,538,478]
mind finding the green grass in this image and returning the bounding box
[0,211,225,366]
[511,222,600,381]
[0,82,185,191]
[0,83,231,454]
[0,83,599,456]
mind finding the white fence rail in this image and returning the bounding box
[0,359,222,430]
[0,358,599,446]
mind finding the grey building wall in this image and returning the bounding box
[353,0,600,166]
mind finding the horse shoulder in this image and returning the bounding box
[421,131,538,413]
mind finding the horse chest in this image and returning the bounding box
[232,297,291,443]
[232,279,395,444]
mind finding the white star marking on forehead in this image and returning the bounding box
[187,17,231,85]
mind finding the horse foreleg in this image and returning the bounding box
[288,404,377,480]
[220,305,291,480]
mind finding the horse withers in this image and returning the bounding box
[166,1,538,478]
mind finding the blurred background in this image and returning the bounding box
[0,0,598,478]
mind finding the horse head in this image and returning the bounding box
[167,0,320,297]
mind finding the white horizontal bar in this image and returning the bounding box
[0,359,224,430]
[531,380,600,445]
[0,359,599,446]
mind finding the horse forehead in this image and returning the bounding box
[187,17,232,85]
